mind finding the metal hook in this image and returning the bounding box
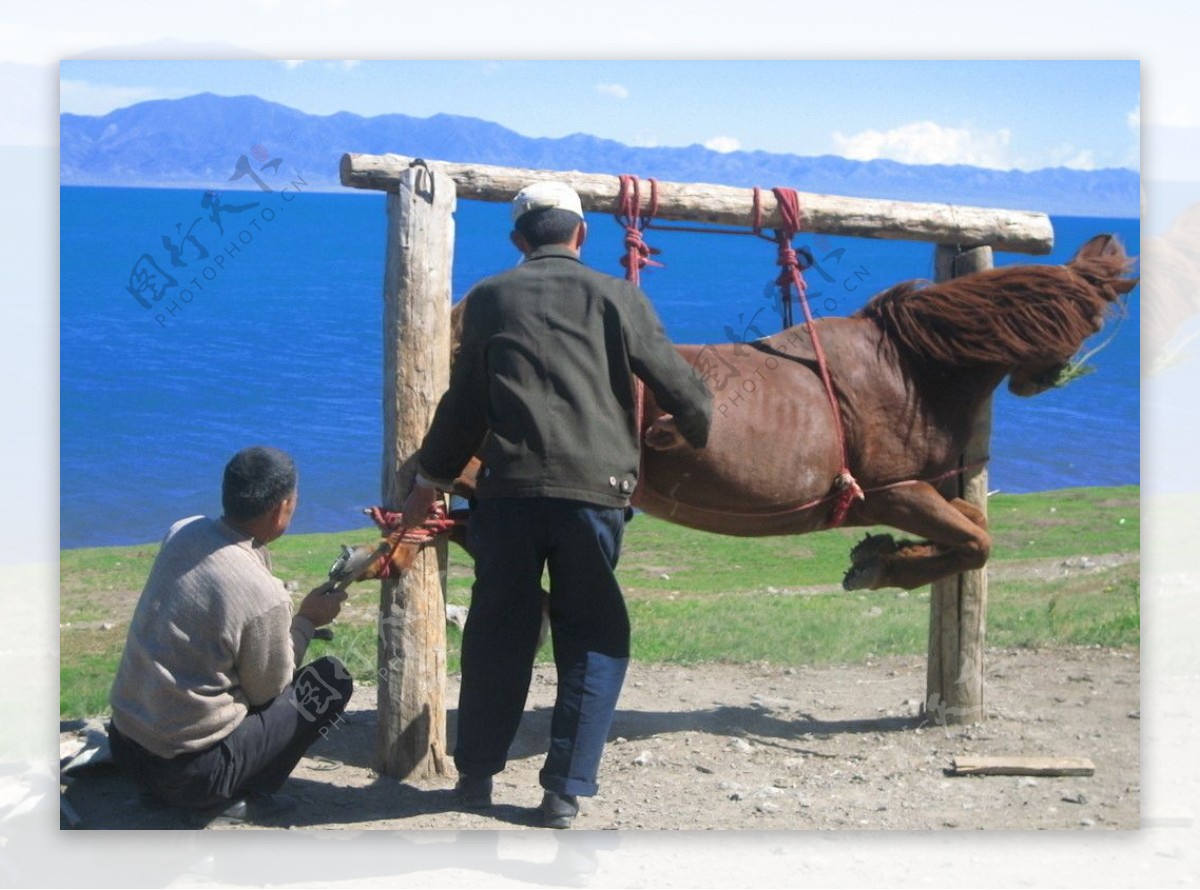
[408,157,435,204]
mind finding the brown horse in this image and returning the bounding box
[637,233,1136,590]
[437,233,1136,592]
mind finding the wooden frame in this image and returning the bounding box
[342,152,1054,776]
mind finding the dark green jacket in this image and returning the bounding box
[417,244,713,507]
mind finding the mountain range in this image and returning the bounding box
[60,93,1140,218]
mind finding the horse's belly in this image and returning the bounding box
[640,366,842,534]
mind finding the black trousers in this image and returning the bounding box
[109,655,353,809]
[454,497,630,797]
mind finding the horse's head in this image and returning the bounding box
[1006,234,1138,397]
[857,234,1137,397]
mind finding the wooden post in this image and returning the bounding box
[926,244,994,726]
[377,164,455,778]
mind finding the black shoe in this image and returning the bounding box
[208,792,298,826]
[455,774,493,809]
[539,791,579,829]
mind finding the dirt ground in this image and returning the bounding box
[61,645,1139,832]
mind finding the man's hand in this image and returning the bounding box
[400,478,440,531]
[644,414,688,451]
[298,585,347,628]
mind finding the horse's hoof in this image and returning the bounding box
[849,533,897,564]
[842,561,882,591]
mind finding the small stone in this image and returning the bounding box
[100,622,115,631]
[1062,793,1087,805]
[1018,777,1039,788]
[1080,817,1096,827]
[728,738,754,754]
[633,751,652,766]
[659,573,671,580]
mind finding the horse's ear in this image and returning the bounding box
[1072,233,1125,263]
[1070,233,1139,295]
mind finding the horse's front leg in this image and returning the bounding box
[841,483,989,590]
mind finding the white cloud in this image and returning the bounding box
[832,120,1015,169]
[1062,149,1097,171]
[280,60,307,69]
[704,135,741,153]
[596,83,629,100]
[630,134,659,148]
[58,78,195,116]
[1128,104,1141,130]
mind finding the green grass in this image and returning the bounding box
[59,485,1139,718]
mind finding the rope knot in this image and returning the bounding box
[620,226,663,278]
[834,469,865,501]
[363,501,461,578]
[829,469,866,529]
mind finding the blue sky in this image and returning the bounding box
[58,59,1140,172]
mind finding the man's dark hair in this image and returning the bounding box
[222,446,297,521]
[514,208,582,248]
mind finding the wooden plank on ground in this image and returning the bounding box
[950,756,1096,777]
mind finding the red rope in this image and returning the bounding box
[615,175,663,506]
[758,186,864,527]
[611,180,860,525]
[615,175,663,286]
[363,502,461,579]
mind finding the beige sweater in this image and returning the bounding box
[109,516,315,758]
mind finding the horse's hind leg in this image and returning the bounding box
[842,484,990,590]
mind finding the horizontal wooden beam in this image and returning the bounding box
[340,152,1054,254]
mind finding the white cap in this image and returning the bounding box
[511,181,584,223]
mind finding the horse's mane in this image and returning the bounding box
[854,253,1131,367]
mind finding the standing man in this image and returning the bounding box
[401,181,712,828]
[108,446,352,824]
